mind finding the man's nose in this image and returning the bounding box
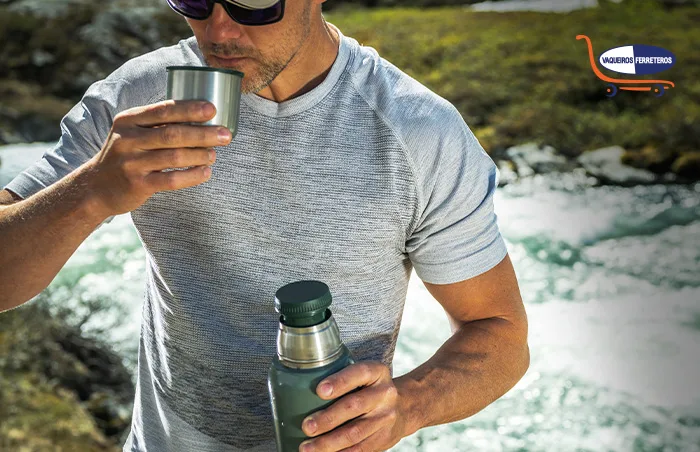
[207,3,245,41]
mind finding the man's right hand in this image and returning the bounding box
[85,99,232,217]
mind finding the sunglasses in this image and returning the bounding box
[166,0,285,26]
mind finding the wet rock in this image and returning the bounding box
[671,152,700,179]
[15,113,61,143]
[6,0,93,19]
[87,391,133,438]
[80,7,172,71]
[578,146,658,186]
[621,145,678,174]
[506,142,572,176]
[31,49,56,66]
[497,160,518,186]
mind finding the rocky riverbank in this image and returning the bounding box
[0,298,134,451]
[494,143,699,187]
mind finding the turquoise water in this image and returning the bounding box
[2,143,699,451]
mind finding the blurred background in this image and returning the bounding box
[1,0,699,450]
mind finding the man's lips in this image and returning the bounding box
[211,54,250,65]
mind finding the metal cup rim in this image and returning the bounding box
[166,65,244,78]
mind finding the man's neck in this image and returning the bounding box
[255,21,340,103]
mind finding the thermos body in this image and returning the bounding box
[268,347,355,452]
[268,281,355,452]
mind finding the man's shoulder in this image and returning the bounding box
[347,42,458,119]
[345,39,475,164]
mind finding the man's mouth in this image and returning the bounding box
[211,54,250,65]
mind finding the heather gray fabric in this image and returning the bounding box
[4,24,507,452]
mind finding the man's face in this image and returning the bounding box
[185,0,313,93]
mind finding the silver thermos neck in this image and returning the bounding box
[277,312,344,370]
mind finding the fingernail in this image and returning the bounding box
[202,102,215,117]
[218,128,231,142]
[203,166,212,177]
[318,383,332,397]
[303,418,317,435]
[209,150,216,163]
[300,440,314,452]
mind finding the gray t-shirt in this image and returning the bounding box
[5,24,507,452]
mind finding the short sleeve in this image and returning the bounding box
[2,78,148,227]
[3,78,128,200]
[405,109,507,285]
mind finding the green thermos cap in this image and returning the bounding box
[274,280,332,328]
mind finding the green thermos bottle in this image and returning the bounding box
[268,280,355,452]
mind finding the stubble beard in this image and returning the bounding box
[238,2,313,94]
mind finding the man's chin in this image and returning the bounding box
[202,61,258,90]
[241,80,271,95]
[202,58,272,94]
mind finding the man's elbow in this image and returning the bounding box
[512,316,530,381]
[516,342,531,381]
[497,335,529,400]
[502,315,530,385]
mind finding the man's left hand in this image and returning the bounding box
[299,361,409,452]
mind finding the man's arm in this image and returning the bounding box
[298,254,529,452]
[0,173,112,312]
[395,253,530,434]
[0,99,229,313]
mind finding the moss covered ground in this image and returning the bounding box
[325,0,700,176]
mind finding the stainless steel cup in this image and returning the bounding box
[166,66,243,137]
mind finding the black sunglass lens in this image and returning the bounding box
[167,0,284,25]
[223,1,283,25]
[168,0,211,19]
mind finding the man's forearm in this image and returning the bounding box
[0,161,110,312]
[393,316,530,436]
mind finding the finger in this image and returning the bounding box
[316,362,389,400]
[146,165,212,192]
[303,385,387,437]
[136,123,232,150]
[337,429,391,452]
[136,147,215,172]
[118,99,216,127]
[300,415,384,452]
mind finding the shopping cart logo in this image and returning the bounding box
[599,45,675,75]
[577,35,675,97]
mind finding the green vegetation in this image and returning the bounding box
[325,0,700,176]
[324,0,700,10]
[0,0,698,174]
[0,373,115,451]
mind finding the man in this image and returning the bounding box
[0,0,530,450]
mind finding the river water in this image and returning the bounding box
[1,142,699,451]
